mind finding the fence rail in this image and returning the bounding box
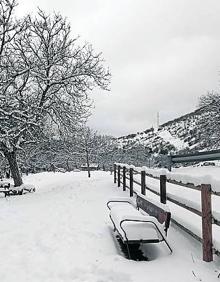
[113,163,220,262]
[169,149,220,171]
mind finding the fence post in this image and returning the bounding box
[167,155,172,171]
[129,168,133,197]
[113,164,117,183]
[160,175,167,204]
[201,184,213,262]
[123,166,126,191]
[117,165,121,187]
[141,170,146,195]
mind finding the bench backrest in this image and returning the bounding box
[136,195,171,234]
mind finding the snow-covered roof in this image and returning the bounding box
[81,163,99,168]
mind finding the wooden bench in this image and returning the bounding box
[0,181,10,197]
[107,195,172,259]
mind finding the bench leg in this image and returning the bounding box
[109,215,116,231]
[163,238,172,254]
[125,241,131,259]
[148,222,172,254]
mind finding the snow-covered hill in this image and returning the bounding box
[118,107,217,155]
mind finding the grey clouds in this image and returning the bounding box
[17,0,220,136]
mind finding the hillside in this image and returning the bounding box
[118,107,217,155]
[1,107,217,174]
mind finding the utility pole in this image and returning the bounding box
[157,112,160,129]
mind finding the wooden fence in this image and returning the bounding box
[113,163,220,262]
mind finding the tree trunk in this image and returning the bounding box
[4,151,23,187]
[86,150,91,178]
[66,157,70,172]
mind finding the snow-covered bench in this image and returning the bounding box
[107,195,172,258]
[0,183,36,197]
[0,181,10,197]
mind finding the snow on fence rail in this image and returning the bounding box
[115,164,220,195]
[113,163,220,262]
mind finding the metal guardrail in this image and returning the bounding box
[169,149,220,171]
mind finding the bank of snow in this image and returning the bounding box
[158,129,188,150]
[0,171,219,282]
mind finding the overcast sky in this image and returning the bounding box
[16,0,220,136]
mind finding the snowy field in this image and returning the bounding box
[0,171,220,282]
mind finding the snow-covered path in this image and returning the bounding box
[0,171,219,282]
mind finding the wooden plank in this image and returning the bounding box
[212,191,220,196]
[167,195,202,217]
[160,175,167,204]
[133,179,141,186]
[141,171,146,195]
[166,178,201,191]
[171,218,202,243]
[146,174,219,196]
[136,195,169,225]
[145,185,160,197]
[129,168,133,197]
[123,166,126,191]
[125,185,130,190]
[145,173,160,180]
[213,248,220,257]
[212,217,220,227]
[145,184,202,217]
[201,184,213,262]
[158,177,219,196]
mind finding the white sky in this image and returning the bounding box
[16,0,220,136]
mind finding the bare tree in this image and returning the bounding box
[0,0,30,186]
[73,127,108,177]
[0,4,110,186]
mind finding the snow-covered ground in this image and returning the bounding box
[0,171,219,282]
